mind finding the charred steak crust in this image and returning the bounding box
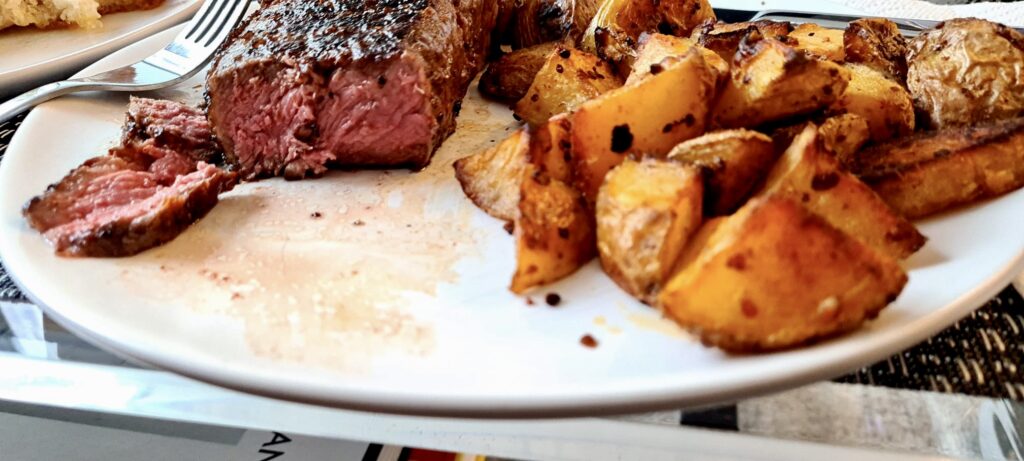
[206,0,498,180]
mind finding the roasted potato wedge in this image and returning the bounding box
[628,33,729,85]
[818,113,872,164]
[572,49,716,204]
[500,0,602,49]
[658,196,908,352]
[691,20,793,61]
[512,161,596,294]
[908,18,1024,129]
[581,0,715,65]
[711,38,850,129]
[596,159,703,303]
[844,18,908,83]
[789,23,845,61]
[668,129,778,215]
[855,117,1024,219]
[479,42,560,103]
[828,63,915,142]
[769,114,871,161]
[759,125,925,259]
[514,46,622,126]
[453,129,530,222]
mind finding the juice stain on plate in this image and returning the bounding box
[115,89,512,371]
[615,302,692,340]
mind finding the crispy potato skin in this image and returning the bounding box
[629,33,729,85]
[908,18,1024,129]
[668,129,778,216]
[789,23,845,61]
[479,42,560,103]
[582,0,715,65]
[818,113,871,164]
[498,0,603,49]
[844,18,908,83]
[759,125,925,259]
[571,49,716,205]
[658,196,907,352]
[453,129,530,222]
[514,46,623,126]
[597,159,703,304]
[691,20,793,61]
[512,161,596,294]
[856,117,1024,219]
[711,38,850,129]
[829,63,915,142]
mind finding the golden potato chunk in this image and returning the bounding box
[789,23,845,61]
[581,0,715,65]
[828,64,915,143]
[571,49,716,204]
[668,129,778,215]
[818,113,872,165]
[855,117,1024,219]
[512,162,596,293]
[691,20,793,61]
[596,159,703,304]
[759,125,925,260]
[479,42,560,103]
[658,196,908,352]
[453,129,530,222]
[844,18,908,83]
[908,18,1024,128]
[711,38,850,129]
[628,33,729,85]
[514,46,622,126]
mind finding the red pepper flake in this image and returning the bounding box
[526,297,535,306]
[353,219,366,226]
[580,334,599,348]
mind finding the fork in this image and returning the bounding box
[0,0,250,124]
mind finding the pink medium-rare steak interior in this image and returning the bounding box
[208,67,329,180]
[316,57,433,166]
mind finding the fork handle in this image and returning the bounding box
[0,80,104,124]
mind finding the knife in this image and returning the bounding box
[711,7,1024,35]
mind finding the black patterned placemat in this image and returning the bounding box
[4,113,1022,400]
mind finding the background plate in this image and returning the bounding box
[0,0,200,97]
[2,23,1024,418]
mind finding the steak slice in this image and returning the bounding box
[122,96,221,163]
[24,99,237,257]
[206,0,499,180]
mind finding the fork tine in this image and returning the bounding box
[194,0,233,45]
[184,0,221,40]
[203,0,247,47]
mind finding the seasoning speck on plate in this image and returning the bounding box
[580,334,598,348]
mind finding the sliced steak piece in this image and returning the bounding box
[24,100,237,257]
[206,0,499,180]
[122,97,221,163]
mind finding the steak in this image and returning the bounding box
[205,0,499,180]
[24,99,237,257]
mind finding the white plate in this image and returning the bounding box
[0,0,200,97]
[3,24,1024,418]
